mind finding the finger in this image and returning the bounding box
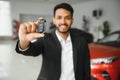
[18,24,27,40]
[24,22,32,33]
[28,22,37,32]
[19,24,27,34]
[38,17,44,20]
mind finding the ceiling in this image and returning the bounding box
[7,0,95,4]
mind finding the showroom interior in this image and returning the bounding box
[0,0,120,80]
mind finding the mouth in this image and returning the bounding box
[59,24,68,29]
[61,25,67,29]
[57,24,70,33]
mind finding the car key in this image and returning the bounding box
[37,19,46,33]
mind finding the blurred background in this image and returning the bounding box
[0,0,120,80]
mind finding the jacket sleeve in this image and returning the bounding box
[84,40,91,80]
[15,38,44,57]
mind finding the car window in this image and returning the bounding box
[100,33,119,42]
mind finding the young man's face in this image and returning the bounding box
[53,8,74,33]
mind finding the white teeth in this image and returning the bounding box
[61,25,66,29]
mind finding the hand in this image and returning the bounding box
[19,18,45,49]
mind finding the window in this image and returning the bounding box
[0,1,12,36]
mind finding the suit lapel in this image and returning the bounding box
[51,30,62,76]
[70,32,77,73]
[51,30,62,52]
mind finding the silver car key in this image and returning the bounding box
[37,19,46,33]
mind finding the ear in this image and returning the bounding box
[71,18,74,24]
[53,18,55,25]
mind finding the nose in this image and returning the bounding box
[60,18,66,24]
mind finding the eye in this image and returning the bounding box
[65,16,72,20]
[56,16,61,20]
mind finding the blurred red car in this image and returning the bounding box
[90,31,120,80]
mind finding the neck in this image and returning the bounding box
[56,30,69,41]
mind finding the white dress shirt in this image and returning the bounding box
[56,31,75,80]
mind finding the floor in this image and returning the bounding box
[0,39,42,80]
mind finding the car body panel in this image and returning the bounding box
[89,43,120,59]
[89,30,120,80]
[91,58,120,80]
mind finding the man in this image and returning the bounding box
[15,3,91,80]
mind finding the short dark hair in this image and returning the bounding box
[53,3,74,17]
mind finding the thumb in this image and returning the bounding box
[27,33,45,41]
[32,33,45,38]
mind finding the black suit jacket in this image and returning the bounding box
[15,29,91,80]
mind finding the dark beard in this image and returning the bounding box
[57,26,70,34]
[55,24,71,33]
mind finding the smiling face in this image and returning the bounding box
[53,8,74,34]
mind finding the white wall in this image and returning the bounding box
[0,1,12,36]
[10,0,120,40]
[11,1,54,20]
[73,0,120,41]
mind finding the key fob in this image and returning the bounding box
[37,19,46,33]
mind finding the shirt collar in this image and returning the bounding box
[55,30,71,42]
